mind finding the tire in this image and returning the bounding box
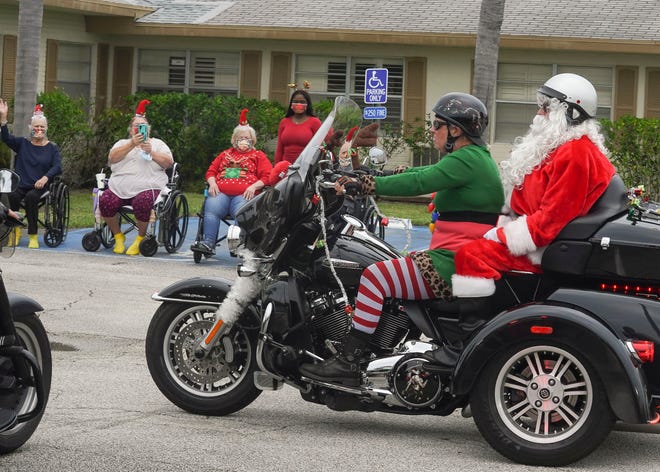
[163,192,189,253]
[82,231,101,252]
[100,223,114,249]
[0,313,52,454]
[470,340,614,466]
[139,235,159,257]
[145,302,261,416]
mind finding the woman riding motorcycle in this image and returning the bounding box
[300,92,504,386]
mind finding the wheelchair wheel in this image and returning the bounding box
[82,231,102,252]
[100,223,114,248]
[163,191,189,254]
[139,235,159,257]
[43,183,70,247]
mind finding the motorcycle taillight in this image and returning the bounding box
[628,340,654,363]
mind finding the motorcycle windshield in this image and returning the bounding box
[235,96,362,255]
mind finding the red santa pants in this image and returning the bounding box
[453,239,542,297]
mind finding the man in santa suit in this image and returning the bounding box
[451,73,616,299]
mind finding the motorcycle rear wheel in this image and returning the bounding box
[145,302,261,416]
[470,340,613,466]
[0,312,52,454]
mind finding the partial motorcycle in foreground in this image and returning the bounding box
[146,97,659,466]
[0,169,51,453]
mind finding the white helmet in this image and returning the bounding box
[538,73,597,123]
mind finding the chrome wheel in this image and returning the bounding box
[494,345,592,443]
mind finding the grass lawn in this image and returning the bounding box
[68,189,432,229]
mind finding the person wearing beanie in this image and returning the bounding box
[191,108,273,255]
[98,99,174,256]
[274,85,322,164]
[0,99,63,249]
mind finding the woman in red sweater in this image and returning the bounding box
[274,88,322,164]
[192,109,272,254]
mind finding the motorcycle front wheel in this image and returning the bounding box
[0,312,52,454]
[145,302,262,416]
[470,340,613,466]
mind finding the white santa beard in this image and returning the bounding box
[500,104,608,200]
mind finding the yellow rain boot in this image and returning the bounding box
[125,235,144,256]
[28,234,39,249]
[113,233,126,254]
[10,227,21,246]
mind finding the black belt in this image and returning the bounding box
[436,211,500,225]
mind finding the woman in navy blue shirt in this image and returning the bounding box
[0,100,62,248]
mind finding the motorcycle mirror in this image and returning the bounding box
[0,169,20,194]
[368,147,387,165]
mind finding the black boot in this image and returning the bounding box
[299,330,370,387]
[422,344,462,373]
[423,296,492,373]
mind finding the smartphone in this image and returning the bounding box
[137,123,149,142]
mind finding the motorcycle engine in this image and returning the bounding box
[308,289,351,343]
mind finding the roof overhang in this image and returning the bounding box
[84,17,660,54]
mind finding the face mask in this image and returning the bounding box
[291,103,307,113]
[236,138,252,151]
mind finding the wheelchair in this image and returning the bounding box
[190,191,235,263]
[13,176,70,248]
[81,163,189,257]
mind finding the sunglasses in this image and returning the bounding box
[432,119,448,131]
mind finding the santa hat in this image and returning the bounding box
[135,99,150,117]
[33,104,44,116]
[238,108,249,126]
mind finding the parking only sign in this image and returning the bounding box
[364,68,388,104]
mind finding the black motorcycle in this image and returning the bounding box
[146,97,660,466]
[0,169,51,453]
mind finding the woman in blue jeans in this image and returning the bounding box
[193,109,272,253]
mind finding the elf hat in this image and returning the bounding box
[135,99,150,117]
[33,104,44,116]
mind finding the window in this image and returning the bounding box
[495,64,613,143]
[137,50,240,96]
[295,55,404,128]
[57,42,91,99]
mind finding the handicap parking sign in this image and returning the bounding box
[364,68,388,104]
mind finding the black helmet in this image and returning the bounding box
[432,93,488,146]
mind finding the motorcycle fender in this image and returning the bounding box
[152,277,233,305]
[453,303,652,424]
[8,291,44,316]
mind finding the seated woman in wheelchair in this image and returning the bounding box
[0,100,62,249]
[191,109,272,254]
[99,99,174,256]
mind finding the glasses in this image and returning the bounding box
[537,94,552,113]
[432,119,448,131]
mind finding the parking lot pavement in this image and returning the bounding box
[29,217,432,266]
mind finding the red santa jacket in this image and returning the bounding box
[205,147,273,196]
[499,136,615,259]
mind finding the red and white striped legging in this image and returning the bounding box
[352,257,435,334]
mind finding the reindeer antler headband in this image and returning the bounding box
[288,80,311,91]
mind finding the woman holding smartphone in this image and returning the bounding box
[98,99,174,256]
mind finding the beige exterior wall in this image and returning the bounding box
[2,4,659,163]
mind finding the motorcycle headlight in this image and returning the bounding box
[226,224,245,256]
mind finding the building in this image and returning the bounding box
[1,0,658,161]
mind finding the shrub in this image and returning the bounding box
[601,116,659,199]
